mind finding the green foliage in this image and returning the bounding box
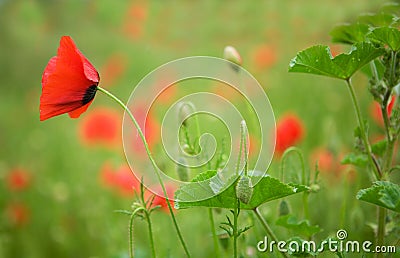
[175,171,308,210]
[288,43,384,80]
[276,215,321,238]
[357,181,400,212]
[368,27,400,51]
[330,23,369,44]
[341,152,368,167]
[371,139,388,156]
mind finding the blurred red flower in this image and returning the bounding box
[123,3,148,40]
[310,148,336,174]
[6,202,30,226]
[147,184,176,212]
[131,106,160,153]
[99,54,128,88]
[100,162,140,197]
[252,45,277,69]
[40,36,99,121]
[370,96,396,126]
[275,113,304,155]
[6,168,31,191]
[78,107,121,147]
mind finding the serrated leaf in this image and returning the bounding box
[341,153,368,167]
[368,27,400,51]
[276,215,321,237]
[357,181,400,212]
[358,12,398,27]
[175,171,308,210]
[289,42,385,80]
[371,139,387,156]
[330,23,370,44]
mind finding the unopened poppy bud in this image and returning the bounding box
[182,144,195,155]
[309,184,320,193]
[223,46,242,72]
[178,102,194,127]
[236,175,253,204]
[176,157,189,182]
[278,200,290,216]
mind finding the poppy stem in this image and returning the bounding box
[97,86,191,257]
[345,79,380,180]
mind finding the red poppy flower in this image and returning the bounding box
[40,36,99,121]
[275,113,304,155]
[131,106,160,153]
[78,107,121,147]
[370,96,395,126]
[147,184,176,212]
[100,162,140,197]
[252,44,277,69]
[6,168,31,191]
[123,3,148,40]
[310,148,336,174]
[6,202,30,226]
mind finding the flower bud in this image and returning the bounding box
[236,175,253,204]
[182,144,194,155]
[278,200,290,216]
[309,184,320,193]
[223,46,242,72]
[178,102,194,127]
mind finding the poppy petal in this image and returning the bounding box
[42,56,57,86]
[68,100,93,118]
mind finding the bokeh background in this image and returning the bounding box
[0,1,398,257]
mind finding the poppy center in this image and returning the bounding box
[82,85,97,105]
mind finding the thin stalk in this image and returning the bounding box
[208,208,220,258]
[183,103,219,257]
[377,207,386,250]
[129,207,145,258]
[97,86,191,257]
[129,212,135,258]
[145,212,156,258]
[345,80,380,180]
[280,147,309,220]
[233,200,240,258]
[253,208,289,258]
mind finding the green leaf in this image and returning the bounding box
[368,27,400,51]
[276,215,321,237]
[341,153,368,167]
[289,42,385,80]
[371,139,387,156]
[175,171,308,210]
[358,12,398,27]
[330,23,370,44]
[357,181,400,212]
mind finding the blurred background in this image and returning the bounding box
[0,0,398,257]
